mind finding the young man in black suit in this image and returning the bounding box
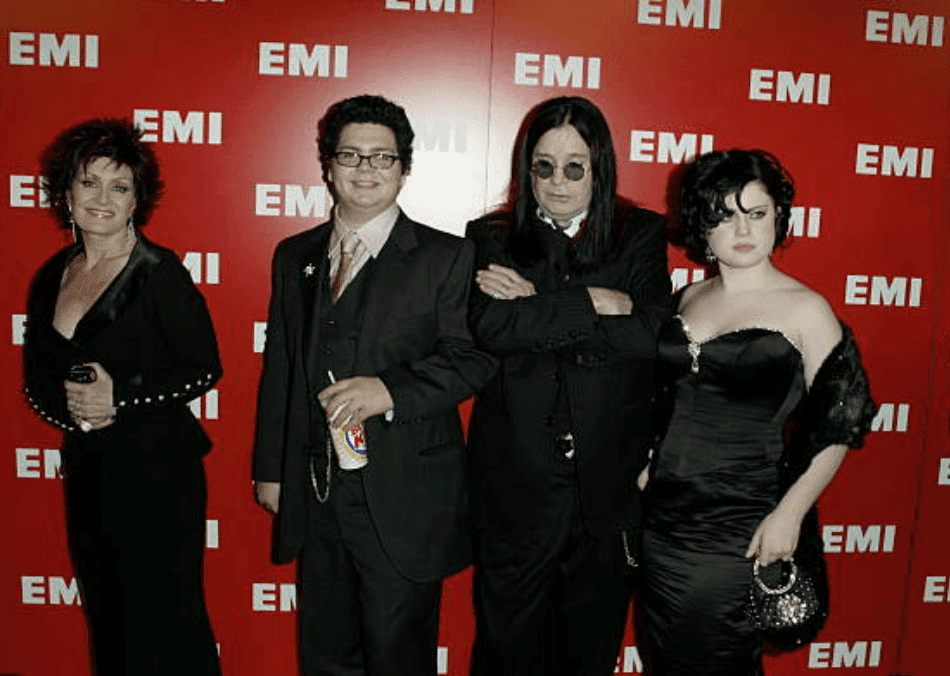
[253,95,495,676]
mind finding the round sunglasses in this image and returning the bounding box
[530,159,588,182]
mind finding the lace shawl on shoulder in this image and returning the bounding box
[781,323,877,487]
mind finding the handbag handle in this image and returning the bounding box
[753,557,798,595]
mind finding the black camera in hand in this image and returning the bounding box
[66,364,97,384]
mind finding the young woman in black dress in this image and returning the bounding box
[638,149,875,675]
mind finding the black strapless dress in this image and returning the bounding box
[641,315,806,676]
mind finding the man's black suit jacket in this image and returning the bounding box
[254,212,495,582]
[466,207,670,538]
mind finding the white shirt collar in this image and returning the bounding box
[536,207,587,238]
[330,203,400,258]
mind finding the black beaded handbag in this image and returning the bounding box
[747,324,873,650]
[745,545,828,650]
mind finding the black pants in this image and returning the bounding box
[64,450,221,676]
[300,468,442,676]
[472,458,634,676]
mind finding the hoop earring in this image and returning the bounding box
[705,245,717,263]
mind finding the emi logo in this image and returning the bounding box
[845,276,923,307]
[809,641,883,668]
[189,390,219,420]
[823,525,896,554]
[855,144,934,179]
[385,0,474,12]
[615,646,644,673]
[636,0,721,29]
[866,11,944,47]
[515,53,601,89]
[924,576,950,602]
[414,119,468,153]
[9,175,49,208]
[206,519,219,548]
[871,403,910,433]
[788,207,820,238]
[22,576,82,605]
[133,110,223,145]
[12,314,27,345]
[252,582,297,611]
[939,458,950,486]
[749,70,830,105]
[8,32,99,67]
[15,448,62,479]
[255,185,327,218]
[183,252,220,284]
[670,268,705,292]
[254,322,267,354]
[629,131,714,164]
[258,43,347,77]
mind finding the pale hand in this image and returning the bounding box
[64,362,116,431]
[476,264,536,300]
[746,507,801,567]
[587,287,633,316]
[318,376,394,428]
[255,481,281,514]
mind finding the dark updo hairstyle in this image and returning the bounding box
[317,94,415,178]
[42,118,163,229]
[679,149,795,257]
[511,96,618,272]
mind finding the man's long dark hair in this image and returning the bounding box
[509,97,618,272]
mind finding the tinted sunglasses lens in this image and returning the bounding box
[563,163,586,181]
[532,160,555,179]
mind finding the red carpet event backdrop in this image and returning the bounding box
[2,1,948,674]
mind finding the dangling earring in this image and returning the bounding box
[126,217,136,246]
[705,245,717,263]
[67,204,77,243]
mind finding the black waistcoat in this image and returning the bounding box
[310,258,377,487]
[316,257,377,382]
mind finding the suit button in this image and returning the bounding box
[575,355,585,366]
[324,348,332,355]
[543,414,555,427]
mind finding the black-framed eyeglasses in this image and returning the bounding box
[530,159,587,181]
[333,151,400,169]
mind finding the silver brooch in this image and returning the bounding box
[304,263,315,277]
[687,341,701,373]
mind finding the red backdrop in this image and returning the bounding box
[2,1,948,674]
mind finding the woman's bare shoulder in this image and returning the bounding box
[679,276,716,308]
